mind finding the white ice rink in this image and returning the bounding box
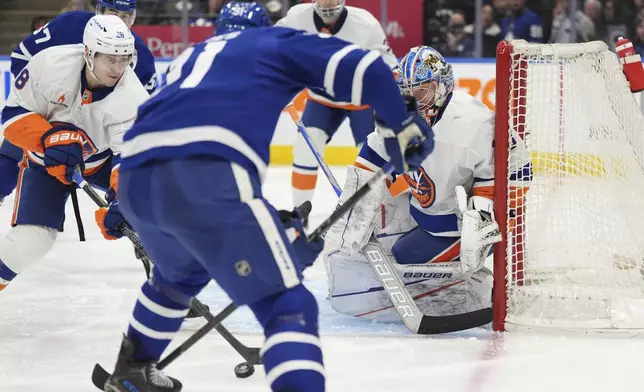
[1,166,643,392]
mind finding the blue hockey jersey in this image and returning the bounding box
[10,11,157,93]
[120,27,409,181]
[500,8,544,43]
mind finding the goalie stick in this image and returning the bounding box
[362,236,492,334]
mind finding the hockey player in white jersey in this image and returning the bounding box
[0,15,149,291]
[324,46,529,323]
[276,0,398,214]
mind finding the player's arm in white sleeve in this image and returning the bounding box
[457,119,501,274]
[365,21,398,69]
[1,58,53,154]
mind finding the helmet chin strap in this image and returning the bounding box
[84,53,109,87]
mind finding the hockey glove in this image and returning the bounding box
[377,95,434,174]
[95,187,125,240]
[41,124,85,185]
[279,201,323,269]
[456,186,501,274]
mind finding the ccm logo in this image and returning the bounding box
[47,132,84,144]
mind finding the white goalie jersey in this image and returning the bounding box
[323,90,530,324]
[2,44,149,174]
[354,90,497,237]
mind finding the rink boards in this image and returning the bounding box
[7,55,639,167]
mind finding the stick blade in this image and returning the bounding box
[417,307,493,335]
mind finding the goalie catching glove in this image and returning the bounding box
[377,95,435,174]
[456,185,502,274]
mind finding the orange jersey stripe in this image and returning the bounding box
[292,172,318,190]
[430,240,461,263]
[388,175,409,197]
[306,90,370,111]
[472,185,495,200]
[4,113,51,153]
[353,161,374,172]
[109,167,119,193]
[11,155,29,225]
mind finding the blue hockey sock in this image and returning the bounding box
[249,284,324,392]
[0,258,17,290]
[127,280,190,361]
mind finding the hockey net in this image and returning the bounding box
[493,40,644,333]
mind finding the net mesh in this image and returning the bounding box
[504,41,644,331]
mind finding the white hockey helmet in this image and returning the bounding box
[83,14,135,72]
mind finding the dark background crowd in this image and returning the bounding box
[46,0,644,57]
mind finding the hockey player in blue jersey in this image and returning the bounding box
[99,2,434,391]
[0,0,155,208]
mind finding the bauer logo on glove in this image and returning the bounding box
[40,123,90,184]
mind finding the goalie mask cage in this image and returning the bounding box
[493,40,644,333]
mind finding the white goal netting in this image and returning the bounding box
[501,40,644,332]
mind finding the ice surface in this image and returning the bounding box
[1,167,643,391]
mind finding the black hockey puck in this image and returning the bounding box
[234,362,255,378]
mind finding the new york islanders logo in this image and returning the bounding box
[403,167,436,208]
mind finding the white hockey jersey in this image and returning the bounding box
[355,90,496,236]
[276,4,397,107]
[2,44,149,177]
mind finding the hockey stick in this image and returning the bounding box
[72,172,263,381]
[310,157,493,333]
[361,236,492,334]
[89,165,398,389]
[71,171,151,278]
[91,303,244,390]
[70,187,86,241]
[286,104,343,196]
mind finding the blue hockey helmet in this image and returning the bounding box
[215,1,272,36]
[96,0,137,27]
[398,46,454,119]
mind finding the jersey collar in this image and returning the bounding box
[430,92,453,127]
[80,66,116,104]
[313,8,348,35]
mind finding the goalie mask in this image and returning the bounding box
[83,15,135,87]
[398,46,454,122]
[313,0,345,21]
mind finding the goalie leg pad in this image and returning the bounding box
[391,226,461,265]
[325,165,387,250]
[249,284,325,392]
